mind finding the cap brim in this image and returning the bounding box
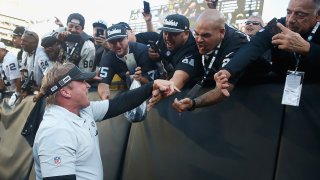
[106,35,127,41]
[45,66,96,96]
[158,27,185,33]
[73,71,96,81]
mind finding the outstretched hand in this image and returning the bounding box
[172,98,193,113]
[214,70,231,97]
[147,80,180,111]
[271,23,310,55]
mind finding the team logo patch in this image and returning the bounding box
[54,156,61,166]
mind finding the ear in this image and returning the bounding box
[316,10,320,22]
[219,28,226,39]
[59,88,72,98]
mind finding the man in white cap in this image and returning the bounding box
[0,42,21,106]
[92,19,109,72]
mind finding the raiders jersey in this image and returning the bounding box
[21,47,52,86]
[0,52,20,92]
[99,42,157,85]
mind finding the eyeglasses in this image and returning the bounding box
[245,21,262,26]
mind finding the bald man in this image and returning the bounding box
[171,9,249,112]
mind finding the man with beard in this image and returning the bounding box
[170,9,249,112]
[149,14,204,89]
[98,24,157,100]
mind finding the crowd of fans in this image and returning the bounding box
[0,0,318,110]
[1,0,319,178]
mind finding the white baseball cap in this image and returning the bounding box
[0,42,7,50]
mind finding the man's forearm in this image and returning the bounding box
[194,84,234,108]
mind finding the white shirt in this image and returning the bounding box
[33,100,109,180]
[21,47,52,86]
[0,52,20,92]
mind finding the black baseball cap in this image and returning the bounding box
[117,22,132,30]
[12,26,25,36]
[158,14,189,32]
[93,20,107,29]
[45,64,96,96]
[106,24,128,41]
[41,32,58,48]
[67,13,85,29]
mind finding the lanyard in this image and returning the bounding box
[66,43,78,61]
[294,21,319,71]
[200,42,221,84]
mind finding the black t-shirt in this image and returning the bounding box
[157,31,204,88]
[224,17,320,82]
[99,42,157,84]
[202,24,249,85]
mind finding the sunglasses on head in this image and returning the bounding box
[245,21,261,26]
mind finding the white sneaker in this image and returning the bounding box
[8,92,19,106]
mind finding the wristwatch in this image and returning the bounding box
[187,98,196,111]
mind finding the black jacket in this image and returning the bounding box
[224,17,320,82]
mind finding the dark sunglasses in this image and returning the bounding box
[245,21,262,26]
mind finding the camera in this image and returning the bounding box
[21,72,35,93]
[267,18,282,36]
[96,29,105,38]
[143,1,150,13]
[66,34,81,43]
[148,40,160,54]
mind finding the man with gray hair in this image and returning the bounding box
[215,0,320,97]
[244,15,264,37]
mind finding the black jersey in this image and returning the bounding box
[99,42,157,84]
[157,32,204,87]
[202,24,249,85]
[224,17,320,82]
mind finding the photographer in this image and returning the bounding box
[57,13,95,72]
[20,30,52,98]
[92,20,109,72]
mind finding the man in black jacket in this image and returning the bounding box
[171,9,249,112]
[214,0,320,97]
